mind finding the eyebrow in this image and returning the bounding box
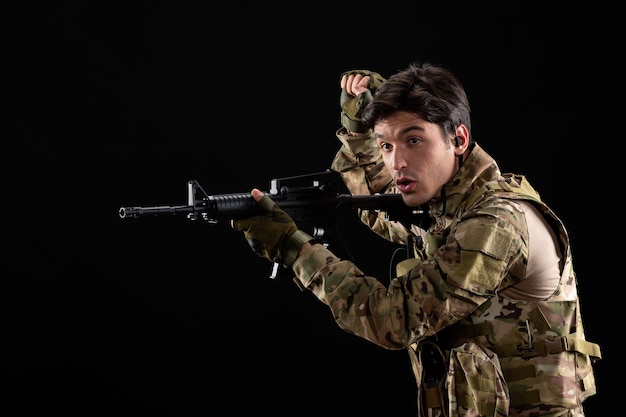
[374,125,426,140]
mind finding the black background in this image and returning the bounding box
[3,1,614,415]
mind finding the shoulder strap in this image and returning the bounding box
[464,174,542,210]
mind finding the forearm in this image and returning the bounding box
[292,242,490,351]
[292,243,406,349]
[331,128,393,195]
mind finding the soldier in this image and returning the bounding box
[233,62,601,416]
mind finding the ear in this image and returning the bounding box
[453,124,470,154]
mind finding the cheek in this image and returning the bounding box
[439,151,458,179]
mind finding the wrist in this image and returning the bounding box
[340,112,369,134]
[282,230,315,268]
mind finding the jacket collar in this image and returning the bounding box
[427,143,501,230]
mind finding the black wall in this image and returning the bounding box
[4,2,613,415]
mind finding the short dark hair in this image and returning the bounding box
[362,62,472,141]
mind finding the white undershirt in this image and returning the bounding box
[498,201,562,300]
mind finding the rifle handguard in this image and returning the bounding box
[282,230,315,268]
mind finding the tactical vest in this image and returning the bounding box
[404,174,602,417]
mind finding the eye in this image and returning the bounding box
[379,142,391,151]
[408,137,421,145]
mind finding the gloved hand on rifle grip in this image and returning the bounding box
[340,70,386,134]
[232,189,314,268]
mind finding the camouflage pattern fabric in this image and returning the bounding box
[291,132,601,416]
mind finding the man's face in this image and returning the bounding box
[374,111,459,207]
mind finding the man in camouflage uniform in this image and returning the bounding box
[233,63,601,416]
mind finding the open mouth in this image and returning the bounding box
[396,178,414,192]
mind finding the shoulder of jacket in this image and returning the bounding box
[465,174,542,209]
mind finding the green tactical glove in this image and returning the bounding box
[340,70,386,134]
[232,194,314,268]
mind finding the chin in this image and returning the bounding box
[401,194,424,208]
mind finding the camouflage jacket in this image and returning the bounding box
[292,129,601,416]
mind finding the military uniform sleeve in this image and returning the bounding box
[331,128,412,245]
[331,127,391,194]
[291,230,511,350]
[290,204,526,349]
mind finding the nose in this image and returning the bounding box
[391,148,408,170]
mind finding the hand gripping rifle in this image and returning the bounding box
[118,170,429,278]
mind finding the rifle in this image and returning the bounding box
[118,169,429,278]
